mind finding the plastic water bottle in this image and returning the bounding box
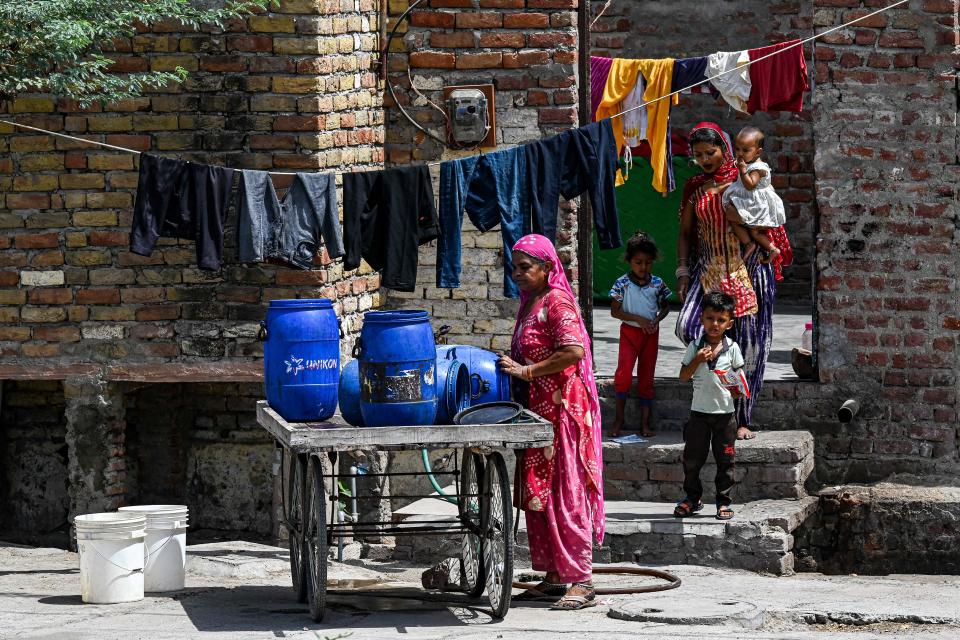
[801,322,813,351]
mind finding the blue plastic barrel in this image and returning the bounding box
[262,299,340,422]
[435,359,470,424]
[358,310,437,427]
[338,359,365,427]
[436,345,511,406]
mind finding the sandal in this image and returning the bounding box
[514,580,568,602]
[716,505,735,520]
[550,582,596,611]
[673,497,703,518]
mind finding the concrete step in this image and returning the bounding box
[604,430,815,503]
[390,495,818,577]
[596,377,830,434]
[596,498,818,576]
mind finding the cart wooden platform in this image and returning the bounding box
[256,400,553,622]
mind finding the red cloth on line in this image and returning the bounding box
[746,40,809,114]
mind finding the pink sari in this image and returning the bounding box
[510,234,604,582]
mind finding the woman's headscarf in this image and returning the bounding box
[511,233,604,543]
[679,121,739,214]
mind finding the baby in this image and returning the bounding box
[722,126,786,262]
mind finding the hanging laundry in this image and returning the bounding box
[747,40,809,114]
[621,72,647,148]
[707,50,752,113]
[342,164,438,292]
[236,171,343,269]
[636,58,677,194]
[130,154,234,270]
[594,58,641,186]
[525,119,621,250]
[436,147,529,299]
[590,56,614,120]
[671,56,709,93]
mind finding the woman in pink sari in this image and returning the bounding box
[497,234,604,610]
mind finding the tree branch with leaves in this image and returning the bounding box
[0,0,275,107]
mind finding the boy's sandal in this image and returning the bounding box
[550,583,597,611]
[673,497,703,518]
[514,580,568,602]
[716,505,735,520]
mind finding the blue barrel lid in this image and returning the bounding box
[269,298,333,309]
[363,309,429,323]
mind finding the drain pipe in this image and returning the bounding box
[837,399,860,423]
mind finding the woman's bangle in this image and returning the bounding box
[675,266,690,279]
[525,365,535,381]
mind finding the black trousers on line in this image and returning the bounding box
[682,411,737,506]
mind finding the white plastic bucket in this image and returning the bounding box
[74,512,146,604]
[118,505,189,592]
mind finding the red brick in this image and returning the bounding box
[410,11,455,28]
[226,35,274,52]
[455,13,502,28]
[526,32,576,48]
[878,32,925,48]
[553,50,577,64]
[22,343,60,357]
[923,0,956,11]
[273,115,325,131]
[503,13,549,28]
[88,231,128,246]
[538,108,576,124]
[456,52,503,69]
[108,57,149,73]
[479,0,523,6]
[200,56,248,72]
[525,90,550,106]
[479,33,525,48]
[14,233,59,249]
[76,288,121,305]
[104,134,152,151]
[430,0,473,6]
[7,194,51,209]
[136,305,181,321]
[842,10,888,28]
[28,288,73,305]
[526,0,575,6]
[251,57,296,73]
[30,250,64,268]
[0,272,18,286]
[121,288,166,303]
[431,32,475,48]
[409,51,456,69]
[503,50,550,68]
[33,326,81,342]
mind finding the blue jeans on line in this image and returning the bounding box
[437,146,529,299]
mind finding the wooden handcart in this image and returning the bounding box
[255,400,553,622]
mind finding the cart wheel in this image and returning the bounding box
[458,450,486,598]
[304,456,328,622]
[285,451,309,603]
[481,452,514,619]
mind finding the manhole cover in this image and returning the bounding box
[609,599,764,629]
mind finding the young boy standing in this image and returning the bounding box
[675,292,744,521]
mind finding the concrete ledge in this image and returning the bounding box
[603,430,815,503]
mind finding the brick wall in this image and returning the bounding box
[812,0,959,481]
[590,0,817,305]
[0,0,383,368]
[382,0,582,350]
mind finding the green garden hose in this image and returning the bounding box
[421,448,458,504]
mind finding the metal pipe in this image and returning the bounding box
[350,465,359,525]
[576,0,594,339]
[837,399,860,423]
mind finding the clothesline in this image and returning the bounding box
[0,0,910,175]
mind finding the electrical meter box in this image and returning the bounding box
[443,85,496,147]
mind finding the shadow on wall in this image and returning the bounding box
[0,381,70,548]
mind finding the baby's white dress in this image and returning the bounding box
[722,160,786,228]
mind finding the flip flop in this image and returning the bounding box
[514,581,568,602]
[716,505,735,520]
[550,583,597,611]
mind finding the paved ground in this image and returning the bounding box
[592,305,809,381]
[3,541,959,639]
